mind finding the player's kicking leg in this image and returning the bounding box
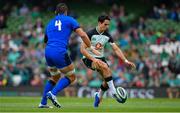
[47,63,76,108]
[38,67,61,108]
[92,61,118,107]
[94,76,119,107]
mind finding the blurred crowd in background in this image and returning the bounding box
[0,0,180,91]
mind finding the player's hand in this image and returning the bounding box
[87,46,101,56]
[125,60,136,70]
[91,48,101,56]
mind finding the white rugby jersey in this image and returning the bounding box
[85,27,114,58]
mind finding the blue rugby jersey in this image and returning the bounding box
[45,14,80,51]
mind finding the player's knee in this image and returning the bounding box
[48,67,61,83]
[50,75,61,83]
[66,74,76,83]
[69,74,76,83]
[49,67,61,76]
[65,69,76,83]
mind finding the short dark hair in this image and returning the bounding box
[55,3,68,15]
[98,15,110,23]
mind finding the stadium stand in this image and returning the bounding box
[0,0,179,93]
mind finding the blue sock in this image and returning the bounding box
[51,77,71,96]
[41,80,55,105]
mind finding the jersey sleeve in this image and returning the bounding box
[86,29,95,40]
[107,32,114,43]
[71,18,80,31]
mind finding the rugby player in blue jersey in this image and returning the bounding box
[38,3,100,108]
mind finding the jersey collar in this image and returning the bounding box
[96,26,104,35]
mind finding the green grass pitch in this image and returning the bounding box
[0,97,180,113]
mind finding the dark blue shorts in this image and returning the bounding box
[45,48,72,69]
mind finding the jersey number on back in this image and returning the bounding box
[55,20,62,31]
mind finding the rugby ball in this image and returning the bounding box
[115,87,128,103]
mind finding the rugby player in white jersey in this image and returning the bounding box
[80,15,136,107]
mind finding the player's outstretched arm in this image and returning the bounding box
[80,43,96,61]
[76,28,101,56]
[80,42,100,68]
[111,43,136,69]
[75,28,91,48]
[80,43,92,60]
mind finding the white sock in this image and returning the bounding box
[106,80,116,95]
[97,89,105,98]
